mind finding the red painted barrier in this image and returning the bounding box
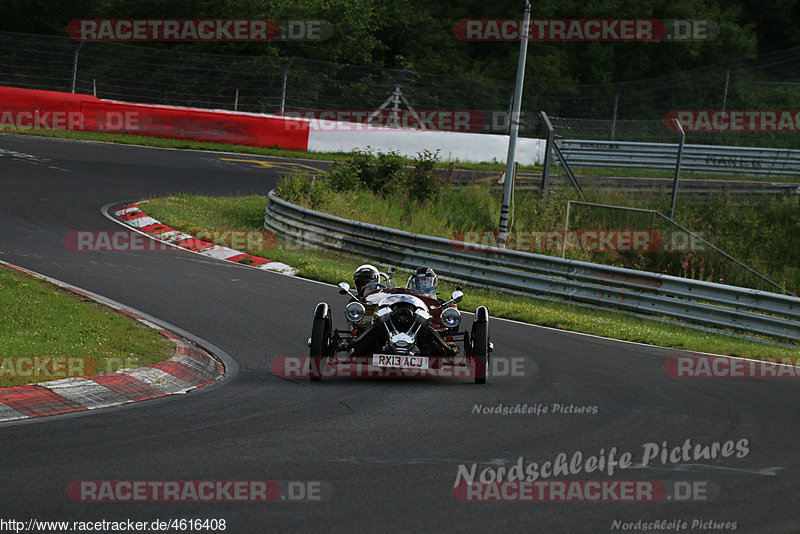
[0,86,310,150]
[0,86,93,115]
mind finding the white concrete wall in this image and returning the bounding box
[306,120,546,165]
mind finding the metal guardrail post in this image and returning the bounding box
[670,119,685,219]
[562,200,571,258]
[539,112,584,199]
[552,142,585,199]
[540,111,554,200]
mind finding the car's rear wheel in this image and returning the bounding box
[472,306,490,384]
[309,305,332,381]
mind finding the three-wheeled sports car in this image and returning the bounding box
[308,265,492,383]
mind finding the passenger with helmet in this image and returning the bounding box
[353,264,382,297]
[406,267,439,299]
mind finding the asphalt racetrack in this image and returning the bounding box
[1,133,798,533]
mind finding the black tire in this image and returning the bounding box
[472,316,490,385]
[309,314,331,381]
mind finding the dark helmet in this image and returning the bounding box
[407,266,438,296]
[353,264,380,295]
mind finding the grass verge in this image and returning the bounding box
[277,171,800,293]
[142,194,800,361]
[0,264,175,387]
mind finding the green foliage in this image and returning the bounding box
[304,147,443,201]
[276,171,330,208]
[275,171,313,202]
[3,0,788,87]
[404,149,442,202]
[325,163,361,193]
[277,169,800,294]
[328,148,405,193]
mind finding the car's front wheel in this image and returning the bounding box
[309,303,332,381]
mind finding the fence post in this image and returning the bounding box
[234,88,239,111]
[539,111,554,200]
[280,57,295,114]
[610,82,623,140]
[722,60,732,111]
[669,119,686,219]
[498,0,531,248]
[562,200,572,258]
[71,41,85,93]
[505,90,514,134]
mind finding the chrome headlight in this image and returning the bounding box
[345,301,366,323]
[441,307,461,328]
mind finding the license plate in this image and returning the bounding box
[372,354,430,370]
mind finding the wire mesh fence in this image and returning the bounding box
[564,201,785,292]
[0,31,514,117]
[1,30,800,146]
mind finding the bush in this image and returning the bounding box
[358,148,406,192]
[279,147,444,207]
[275,171,313,203]
[275,171,330,208]
[403,149,442,202]
[322,147,406,194]
[326,162,360,193]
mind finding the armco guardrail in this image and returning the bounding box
[265,190,800,344]
[558,139,800,177]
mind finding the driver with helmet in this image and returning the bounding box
[406,266,439,299]
[353,264,382,297]
[352,264,439,300]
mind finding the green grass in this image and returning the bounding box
[0,265,175,387]
[142,194,800,361]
